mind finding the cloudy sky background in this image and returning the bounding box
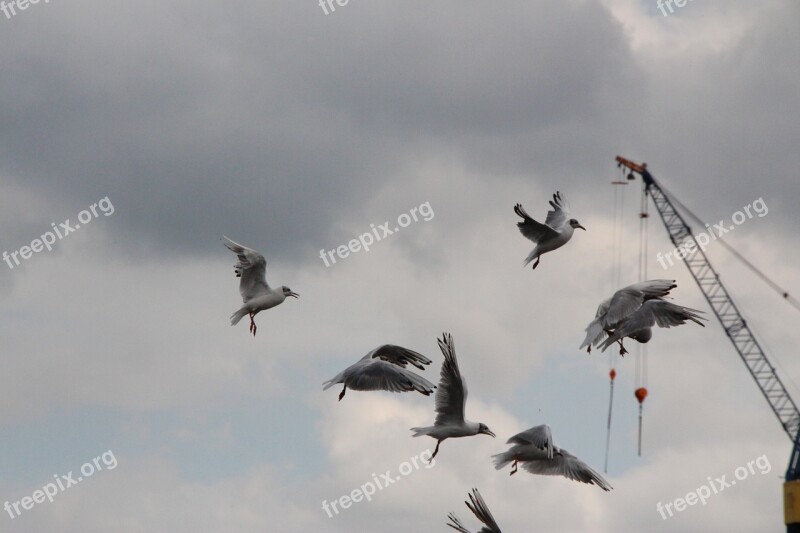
[1,0,799,531]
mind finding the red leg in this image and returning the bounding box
[249,313,257,336]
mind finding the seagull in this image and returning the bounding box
[580,280,705,355]
[411,333,495,462]
[322,345,436,401]
[447,488,502,533]
[493,424,612,491]
[223,236,298,336]
[514,191,585,270]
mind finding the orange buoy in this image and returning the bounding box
[610,368,617,381]
[635,387,648,404]
[634,387,648,456]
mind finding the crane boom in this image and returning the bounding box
[614,157,800,494]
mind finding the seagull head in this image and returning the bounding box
[477,423,496,438]
[630,328,652,343]
[281,286,300,299]
[569,219,586,231]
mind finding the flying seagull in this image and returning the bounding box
[493,424,612,491]
[223,236,298,336]
[580,280,705,355]
[411,333,495,462]
[322,344,436,401]
[514,191,585,270]
[447,488,502,533]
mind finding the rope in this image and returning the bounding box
[635,184,650,457]
[604,167,627,472]
[638,403,644,457]
[604,373,614,473]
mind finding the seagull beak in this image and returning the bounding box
[482,428,496,438]
[577,224,587,231]
[288,291,299,298]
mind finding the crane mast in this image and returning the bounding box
[615,156,800,531]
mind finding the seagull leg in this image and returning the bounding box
[428,440,441,463]
[510,460,518,475]
[338,384,346,401]
[249,313,257,336]
[618,340,627,356]
[532,256,540,270]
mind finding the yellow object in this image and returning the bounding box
[784,480,800,525]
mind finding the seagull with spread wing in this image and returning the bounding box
[493,424,612,491]
[514,191,585,270]
[411,333,495,461]
[323,344,436,401]
[580,280,705,355]
[223,236,298,336]
[447,488,502,533]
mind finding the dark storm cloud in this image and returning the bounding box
[0,1,643,260]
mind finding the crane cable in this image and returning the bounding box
[635,185,650,457]
[604,167,627,473]
[658,182,800,314]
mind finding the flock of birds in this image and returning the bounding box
[222,191,707,531]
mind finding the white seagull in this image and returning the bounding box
[493,424,612,491]
[322,344,436,401]
[223,236,298,336]
[580,280,705,355]
[514,191,585,270]
[447,488,502,533]
[411,333,495,461]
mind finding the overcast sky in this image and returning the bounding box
[2,0,799,531]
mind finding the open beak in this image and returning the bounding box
[482,428,496,438]
[577,224,587,231]
[288,291,299,298]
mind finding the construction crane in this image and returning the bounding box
[615,156,800,532]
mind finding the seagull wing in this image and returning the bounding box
[604,279,677,327]
[522,448,613,491]
[600,300,706,351]
[446,513,471,533]
[323,359,435,395]
[506,424,554,459]
[434,333,467,427]
[543,191,571,231]
[617,299,706,336]
[222,236,271,301]
[369,344,433,370]
[465,489,502,533]
[514,203,559,243]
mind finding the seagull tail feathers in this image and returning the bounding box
[230,306,249,326]
[522,248,539,267]
[491,451,515,470]
[321,373,344,391]
[410,426,434,437]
